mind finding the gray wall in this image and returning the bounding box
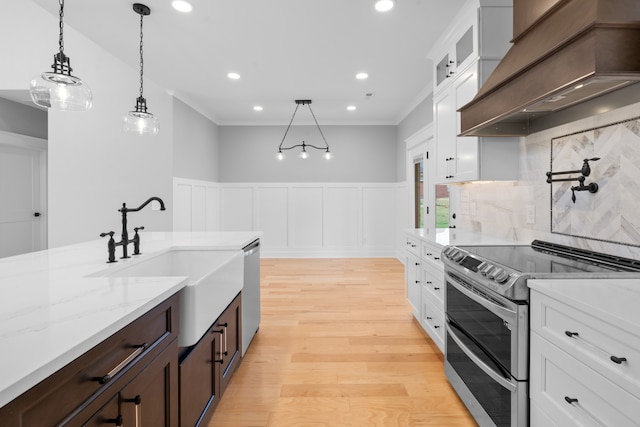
[0,97,47,139]
[173,98,220,181]
[395,95,433,182]
[219,125,397,183]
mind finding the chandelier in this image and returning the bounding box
[276,100,332,160]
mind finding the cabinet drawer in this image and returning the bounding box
[421,290,444,353]
[420,241,443,266]
[531,332,640,427]
[405,235,420,257]
[531,291,640,398]
[0,294,179,427]
[422,263,444,307]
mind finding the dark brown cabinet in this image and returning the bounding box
[179,292,242,426]
[0,294,179,427]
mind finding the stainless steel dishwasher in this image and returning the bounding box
[242,239,260,355]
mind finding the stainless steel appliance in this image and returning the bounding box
[441,240,640,427]
[242,239,260,356]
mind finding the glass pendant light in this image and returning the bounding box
[29,0,93,112]
[123,3,159,136]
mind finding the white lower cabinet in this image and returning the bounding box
[530,287,640,426]
[404,232,444,353]
[421,288,444,351]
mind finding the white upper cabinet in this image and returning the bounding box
[429,0,520,184]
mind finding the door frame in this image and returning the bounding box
[0,130,48,251]
[405,124,434,230]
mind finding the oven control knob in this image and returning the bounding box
[495,272,510,284]
[480,265,494,276]
[443,247,454,257]
[488,267,502,280]
[453,253,465,262]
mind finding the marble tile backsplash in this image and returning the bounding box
[456,101,640,259]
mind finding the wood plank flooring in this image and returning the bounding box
[208,258,477,427]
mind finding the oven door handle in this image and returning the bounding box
[447,323,517,392]
[447,273,517,322]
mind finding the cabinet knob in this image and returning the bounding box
[610,355,628,364]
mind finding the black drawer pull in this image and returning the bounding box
[93,344,147,385]
[611,355,627,364]
[434,325,440,329]
[426,316,433,320]
[434,287,440,290]
[565,331,579,338]
[564,396,578,405]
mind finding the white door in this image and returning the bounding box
[0,142,44,257]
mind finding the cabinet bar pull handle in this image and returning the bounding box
[214,329,224,363]
[610,355,627,364]
[565,331,579,338]
[220,323,229,356]
[93,344,147,385]
[123,395,142,427]
[564,396,578,404]
[434,287,440,290]
[434,325,440,329]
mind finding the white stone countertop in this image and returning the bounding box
[528,278,640,334]
[0,231,261,408]
[404,228,519,248]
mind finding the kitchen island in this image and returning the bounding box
[0,231,261,416]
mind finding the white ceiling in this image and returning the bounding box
[26,0,466,125]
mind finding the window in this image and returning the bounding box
[414,156,424,228]
[436,184,449,228]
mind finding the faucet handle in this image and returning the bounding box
[133,226,144,255]
[99,231,117,263]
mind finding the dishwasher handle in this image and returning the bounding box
[243,239,260,256]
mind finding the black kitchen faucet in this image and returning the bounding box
[100,196,166,263]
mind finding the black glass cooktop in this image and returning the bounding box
[457,241,640,274]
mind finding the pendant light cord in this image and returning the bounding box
[308,104,329,149]
[58,0,65,55]
[138,13,145,98]
[278,103,301,150]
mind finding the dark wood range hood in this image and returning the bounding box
[459,0,640,136]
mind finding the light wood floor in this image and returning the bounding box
[209,258,477,427]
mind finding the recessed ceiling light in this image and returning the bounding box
[356,72,369,80]
[347,105,357,111]
[253,105,263,111]
[172,1,193,13]
[375,0,395,12]
[227,72,241,80]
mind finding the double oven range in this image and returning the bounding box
[441,240,640,427]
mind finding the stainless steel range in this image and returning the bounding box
[441,240,640,427]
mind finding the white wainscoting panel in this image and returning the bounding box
[173,178,219,232]
[324,186,360,249]
[290,186,324,249]
[363,187,395,249]
[255,187,288,249]
[220,186,254,231]
[175,179,403,257]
